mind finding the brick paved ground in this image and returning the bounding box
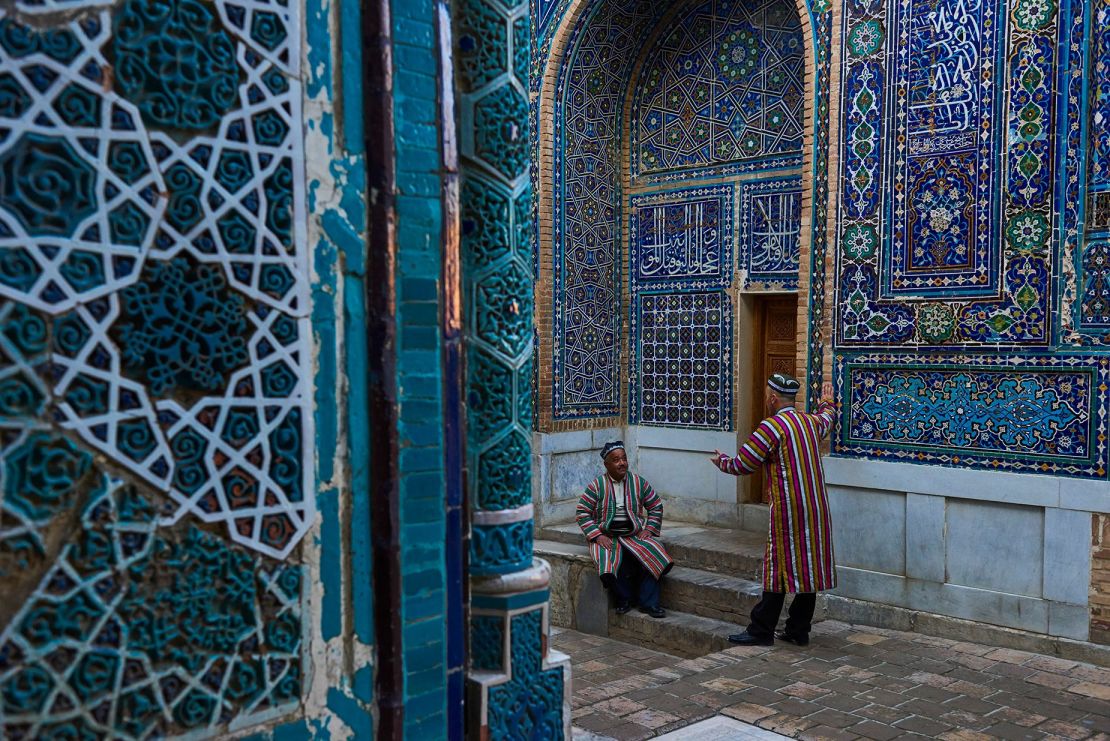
[554,621,1110,741]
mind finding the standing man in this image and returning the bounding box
[577,441,673,618]
[710,373,836,646]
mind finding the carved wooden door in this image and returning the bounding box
[750,296,798,503]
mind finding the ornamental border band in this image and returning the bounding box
[576,372,836,646]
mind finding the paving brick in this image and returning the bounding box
[855,687,906,707]
[1070,683,1110,702]
[781,681,833,700]
[799,725,864,741]
[940,709,994,730]
[806,708,862,729]
[592,697,646,717]
[986,706,1049,727]
[625,709,681,729]
[1023,657,1081,675]
[895,715,955,735]
[982,720,1047,740]
[847,720,903,740]
[1034,718,1095,740]
[722,701,778,723]
[758,713,819,736]
[687,691,734,709]
[985,649,1039,664]
[904,683,961,703]
[552,626,1109,740]
[575,711,625,733]
[897,698,951,719]
[735,686,794,706]
[854,704,909,724]
[602,720,655,740]
[697,676,751,693]
[944,695,1003,715]
[1028,672,1080,691]
[817,693,871,713]
[945,679,999,699]
[939,731,997,741]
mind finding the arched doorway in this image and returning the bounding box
[532,0,832,522]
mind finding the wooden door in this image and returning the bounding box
[749,296,798,503]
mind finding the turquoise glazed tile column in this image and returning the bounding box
[453,0,571,737]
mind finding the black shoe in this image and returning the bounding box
[727,630,773,646]
[775,631,809,646]
[640,606,665,618]
[615,603,632,615]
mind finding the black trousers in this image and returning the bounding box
[747,591,816,639]
[600,543,661,609]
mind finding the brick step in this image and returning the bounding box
[535,539,764,630]
[538,521,765,581]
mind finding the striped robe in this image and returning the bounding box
[718,401,837,593]
[576,473,674,580]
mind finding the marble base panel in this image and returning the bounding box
[825,457,1095,642]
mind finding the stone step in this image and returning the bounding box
[538,521,766,581]
[606,606,743,659]
[663,565,763,624]
[535,539,764,628]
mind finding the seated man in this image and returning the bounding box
[577,441,673,618]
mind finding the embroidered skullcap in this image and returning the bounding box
[768,372,801,395]
[600,440,625,460]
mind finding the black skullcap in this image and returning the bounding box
[600,440,625,460]
[768,372,801,395]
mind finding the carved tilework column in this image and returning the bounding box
[455,0,570,736]
[0,0,314,737]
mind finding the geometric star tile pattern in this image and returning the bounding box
[630,0,804,184]
[631,291,731,430]
[553,0,667,418]
[0,0,309,736]
[0,0,309,560]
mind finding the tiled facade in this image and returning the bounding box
[832,0,1110,477]
[537,0,823,430]
[533,0,1109,648]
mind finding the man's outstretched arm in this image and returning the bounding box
[710,422,778,476]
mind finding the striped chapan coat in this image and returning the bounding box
[576,473,674,580]
[717,401,837,593]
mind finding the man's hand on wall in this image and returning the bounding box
[821,381,834,401]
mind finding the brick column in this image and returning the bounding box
[1092,514,1110,645]
[453,1,571,738]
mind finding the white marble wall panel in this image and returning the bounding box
[905,494,945,582]
[946,499,1044,598]
[823,457,1098,641]
[828,487,906,575]
[1043,508,1091,605]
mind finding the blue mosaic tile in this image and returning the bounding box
[629,184,733,290]
[0,1,310,736]
[551,0,668,419]
[629,0,804,184]
[835,0,1055,346]
[551,0,816,420]
[738,176,801,290]
[835,353,1110,478]
[630,291,731,430]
